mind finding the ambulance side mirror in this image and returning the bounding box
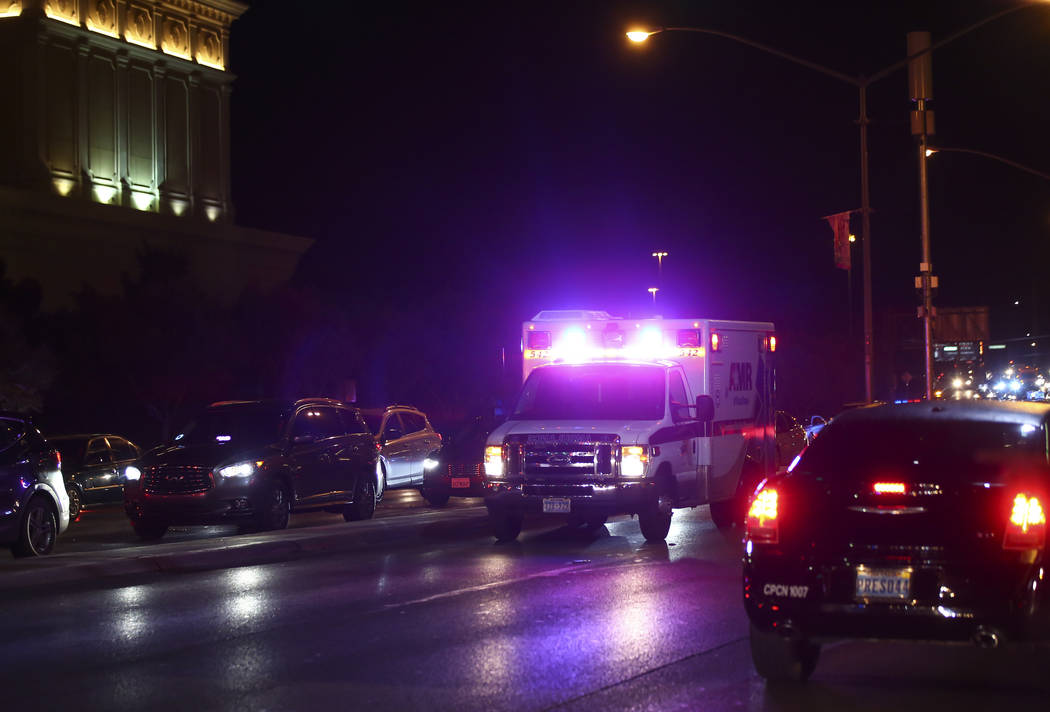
[695,395,714,436]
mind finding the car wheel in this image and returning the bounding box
[749,623,820,683]
[489,509,523,542]
[66,484,83,520]
[421,487,450,508]
[12,497,58,557]
[344,476,377,521]
[131,519,168,540]
[254,481,290,531]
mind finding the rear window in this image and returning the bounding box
[793,418,1048,485]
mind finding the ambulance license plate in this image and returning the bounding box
[450,478,471,489]
[855,568,911,600]
[542,497,571,514]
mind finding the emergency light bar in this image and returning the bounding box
[523,321,706,365]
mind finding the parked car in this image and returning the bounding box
[774,411,807,468]
[419,415,497,506]
[744,401,1050,682]
[49,433,141,518]
[0,413,69,556]
[123,398,379,539]
[361,405,442,503]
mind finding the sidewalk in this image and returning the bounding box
[0,506,488,592]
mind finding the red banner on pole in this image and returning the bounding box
[825,211,852,270]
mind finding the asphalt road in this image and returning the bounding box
[4,497,1050,711]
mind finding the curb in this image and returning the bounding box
[1,506,488,592]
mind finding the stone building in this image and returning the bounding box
[0,0,311,308]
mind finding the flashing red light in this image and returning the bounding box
[710,331,721,352]
[746,485,779,544]
[677,329,701,348]
[1004,493,1047,550]
[873,482,907,495]
[526,330,551,350]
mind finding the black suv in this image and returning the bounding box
[124,399,379,539]
[744,401,1050,682]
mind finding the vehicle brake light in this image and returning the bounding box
[873,482,907,495]
[620,446,648,477]
[1004,493,1047,550]
[746,486,779,544]
[710,331,721,352]
[54,451,62,470]
[527,331,551,349]
[484,445,504,477]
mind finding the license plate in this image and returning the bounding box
[855,567,911,600]
[542,497,571,514]
[450,477,471,488]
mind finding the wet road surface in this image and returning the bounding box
[4,503,1050,711]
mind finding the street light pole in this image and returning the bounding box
[858,83,874,401]
[910,30,935,401]
[626,3,1043,403]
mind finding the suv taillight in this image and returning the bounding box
[1003,493,1047,550]
[746,485,779,545]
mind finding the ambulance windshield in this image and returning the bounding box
[511,364,665,421]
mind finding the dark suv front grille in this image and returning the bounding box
[144,465,213,495]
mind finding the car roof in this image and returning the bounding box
[834,401,1050,427]
[207,398,348,411]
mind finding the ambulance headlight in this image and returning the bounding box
[620,446,649,478]
[484,446,504,477]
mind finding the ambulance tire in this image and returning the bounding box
[638,507,671,542]
[709,497,740,531]
[490,510,523,542]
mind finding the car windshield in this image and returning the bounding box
[511,364,665,421]
[175,404,287,447]
[793,417,1048,485]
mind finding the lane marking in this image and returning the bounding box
[382,562,591,610]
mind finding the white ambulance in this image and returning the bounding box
[483,310,776,542]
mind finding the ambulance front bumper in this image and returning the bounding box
[484,480,658,515]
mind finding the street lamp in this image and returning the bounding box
[651,251,668,283]
[648,286,659,304]
[626,4,1044,403]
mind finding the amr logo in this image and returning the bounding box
[729,362,753,392]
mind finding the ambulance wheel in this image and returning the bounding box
[709,498,740,531]
[749,623,820,683]
[490,510,523,542]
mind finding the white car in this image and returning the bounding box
[362,406,442,502]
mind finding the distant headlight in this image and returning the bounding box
[218,461,259,478]
[125,465,142,481]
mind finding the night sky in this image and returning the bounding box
[227,0,1050,411]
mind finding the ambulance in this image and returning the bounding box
[483,310,776,542]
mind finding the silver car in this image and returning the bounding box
[362,406,442,499]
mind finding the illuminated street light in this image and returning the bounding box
[625,3,1045,403]
[648,287,659,304]
[626,30,658,43]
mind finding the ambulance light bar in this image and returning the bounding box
[523,323,706,363]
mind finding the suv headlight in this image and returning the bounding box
[484,446,504,477]
[620,446,649,478]
[218,461,261,478]
[125,465,142,481]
